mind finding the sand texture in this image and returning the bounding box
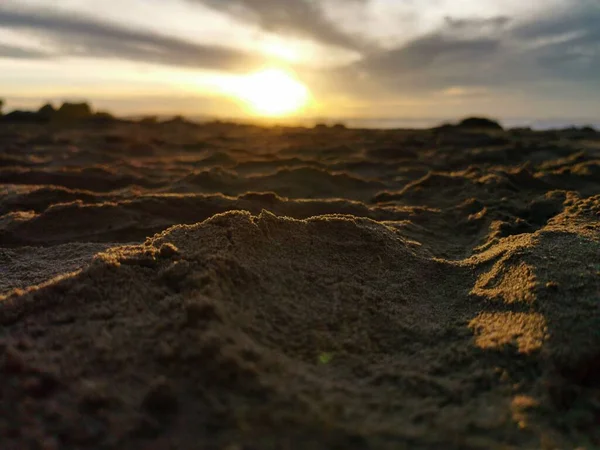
[1,121,600,449]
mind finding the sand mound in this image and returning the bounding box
[0,212,511,448]
[1,121,600,448]
[2,209,599,448]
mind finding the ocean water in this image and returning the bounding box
[189,116,600,130]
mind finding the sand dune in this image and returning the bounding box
[1,121,599,449]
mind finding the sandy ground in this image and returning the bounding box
[1,120,599,449]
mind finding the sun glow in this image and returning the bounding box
[229,68,311,117]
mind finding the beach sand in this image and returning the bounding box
[1,120,599,449]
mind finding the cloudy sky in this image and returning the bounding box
[1,0,599,122]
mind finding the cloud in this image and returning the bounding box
[511,1,600,81]
[444,15,511,30]
[0,4,263,71]
[357,13,511,82]
[364,34,501,74]
[191,0,368,50]
[318,2,600,102]
[512,0,600,42]
[0,43,50,59]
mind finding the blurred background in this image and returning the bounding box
[1,0,599,127]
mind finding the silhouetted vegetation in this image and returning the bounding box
[89,111,116,124]
[562,125,597,134]
[139,116,158,125]
[0,101,120,125]
[457,117,503,130]
[2,110,43,123]
[557,125,599,140]
[433,117,504,132]
[38,104,56,120]
[56,102,92,120]
[167,115,197,125]
[432,122,455,132]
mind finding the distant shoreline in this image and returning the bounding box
[132,115,600,131]
[1,100,598,131]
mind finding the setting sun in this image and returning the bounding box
[230,68,310,117]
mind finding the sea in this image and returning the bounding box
[185,116,600,131]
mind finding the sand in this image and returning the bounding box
[1,120,599,449]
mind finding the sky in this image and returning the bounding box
[0,0,599,123]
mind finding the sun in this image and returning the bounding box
[231,68,310,117]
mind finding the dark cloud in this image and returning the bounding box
[330,31,504,98]
[512,1,600,41]
[321,2,600,100]
[192,0,367,50]
[0,5,263,71]
[364,35,500,73]
[444,15,511,29]
[510,2,600,81]
[0,43,50,59]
